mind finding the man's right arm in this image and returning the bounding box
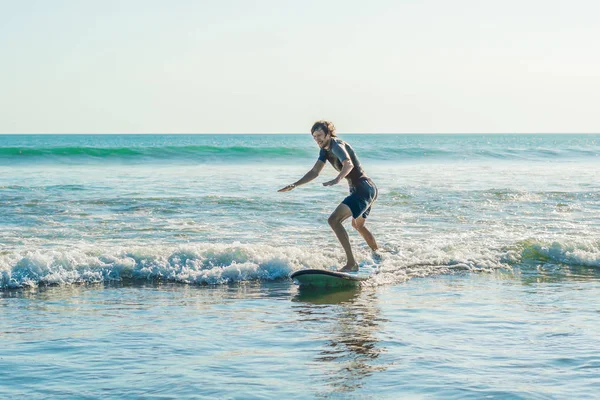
[278,160,325,192]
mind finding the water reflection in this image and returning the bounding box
[293,287,358,305]
[292,287,388,396]
[513,263,600,285]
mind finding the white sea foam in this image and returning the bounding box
[0,239,507,289]
[0,243,328,288]
[2,238,600,289]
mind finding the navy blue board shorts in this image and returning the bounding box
[342,178,378,219]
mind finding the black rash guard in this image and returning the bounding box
[318,138,369,187]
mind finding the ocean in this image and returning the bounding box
[1,134,599,399]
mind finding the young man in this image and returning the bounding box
[278,120,379,272]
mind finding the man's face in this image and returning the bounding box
[312,128,329,149]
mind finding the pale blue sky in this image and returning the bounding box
[1,0,599,133]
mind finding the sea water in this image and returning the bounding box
[1,134,599,398]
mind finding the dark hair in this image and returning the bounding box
[311,120,336,137]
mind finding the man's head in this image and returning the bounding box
[311,120,336,149]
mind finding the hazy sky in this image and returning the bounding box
[1,0,599,133]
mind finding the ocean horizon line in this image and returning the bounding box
[1,132,599,136]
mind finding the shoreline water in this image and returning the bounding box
[2,271,599,399]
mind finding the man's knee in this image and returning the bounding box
[353,218,365,231]
[328,214,343,227]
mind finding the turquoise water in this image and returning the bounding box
[1,134,600,398]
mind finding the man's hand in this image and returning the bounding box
[278,184,296,192]
[322,178,340,187]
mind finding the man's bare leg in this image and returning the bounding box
[352,216,379,251]
[327,203,357,271]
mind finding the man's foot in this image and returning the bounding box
[339,263,359,272]
[372,250,383,263]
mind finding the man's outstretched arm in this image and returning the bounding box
[278,160,326,192]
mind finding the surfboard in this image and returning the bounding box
[290,269,370,288]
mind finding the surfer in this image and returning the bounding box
[278,120,379,272]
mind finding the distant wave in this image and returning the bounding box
[0,144,598,163]
[0,145,313,163]
[379,147,600,161]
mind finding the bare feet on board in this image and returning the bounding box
[338,263,359,273]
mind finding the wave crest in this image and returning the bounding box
[505,239,600,267]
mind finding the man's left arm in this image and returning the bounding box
[323,159,354,186]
